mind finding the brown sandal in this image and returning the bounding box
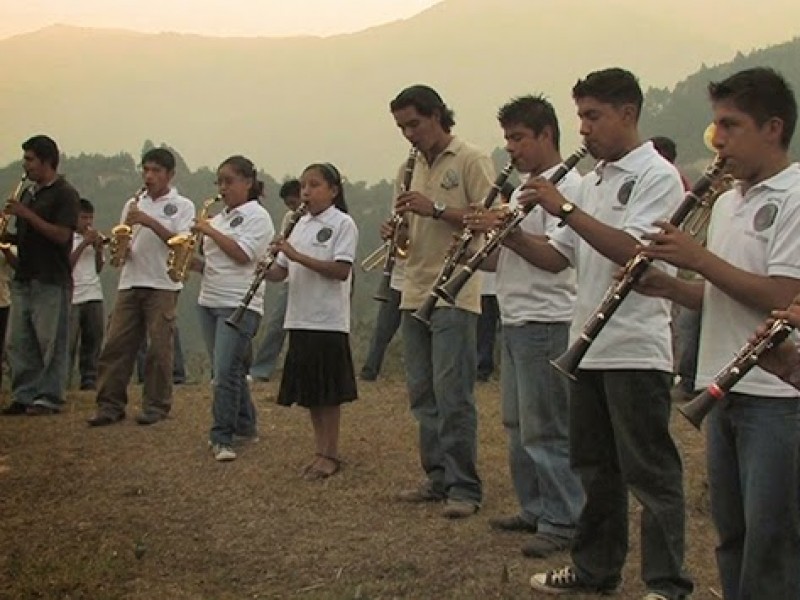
[302,455,341,481]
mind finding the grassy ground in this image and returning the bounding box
[0,376,719,599]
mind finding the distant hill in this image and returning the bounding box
[4,0,800,181]
[641,36,800,177]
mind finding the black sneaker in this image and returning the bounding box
[135,412,165,426]
[488,514,538,533]
[87,412,125,427]
[1,402,28,416]
[530,565,620,595]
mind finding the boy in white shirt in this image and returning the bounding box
[68,198,105,390]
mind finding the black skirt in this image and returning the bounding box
[277,330,358,408]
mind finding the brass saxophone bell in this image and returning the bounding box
[703,123,717,153]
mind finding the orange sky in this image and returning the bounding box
[0,0,442,39]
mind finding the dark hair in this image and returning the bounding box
[219,155,264,200]
[79,198,95,213]
[303,163,348,213]
[279,179,301,200]
[708,67,797,149]
[497,94,561,150]
[22,135,60,170]
[650,136,677,163]
[141,148,176,172]
[572,68,643,119]
[390,84,456,132]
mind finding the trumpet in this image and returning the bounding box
[0,174,28,250]
[550,154,728,380]
[226,201,309,330]
[435,146,588,306]
[109,186,146,268]
[166,194,222,283]
[412,160,515,326]
[679,318,794,429]
[373,147,418,301]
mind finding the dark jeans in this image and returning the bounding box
[360,287,401,379]
[569,369,693,599]
[136,326,186,384]
[476,294,499,380]
[249,283,288,380]
[673,305,701,392]
[0,305,8,388]
[707,393,800,600]
[68,300,105,389]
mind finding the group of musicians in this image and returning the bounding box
[2,64,799,599]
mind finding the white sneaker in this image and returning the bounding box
[212,444,236,462]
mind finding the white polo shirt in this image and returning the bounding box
[198,200,274,315]
[277,205,358,333]
[549,141,683,371]
[496,167,582,325]
[71,233,104,304]
[117,187,195,291]
[697,163,800,397]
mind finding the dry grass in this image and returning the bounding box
[0,377,719,599]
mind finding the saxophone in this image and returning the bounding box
[166,194,222,283]
[0,174,28,250]
[109,186,146,268]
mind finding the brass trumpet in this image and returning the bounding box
[109,186,146,268]
[0,174,28,250]
[166,194,222,283]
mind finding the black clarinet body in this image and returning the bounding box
[435,146,588,305]
[225,202,308,330]
[374,148,418,302]
[550,155,728,380]
[679,319,793,429]
[412,160,515,325]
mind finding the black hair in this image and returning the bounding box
[497,94,561,150]
[279,179,301,200]
[141,148,176,172]
[572,68,643,120]
[390,84,456,132]
[708,67,797,149]
[218,155,264,200]
[650,136,677,163]
[79,198,95,213]
[303,163,348,213]
[22,135,60,170]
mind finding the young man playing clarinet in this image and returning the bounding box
[484,69,692,598]
[465,95,584,557]
[635,67,800,600]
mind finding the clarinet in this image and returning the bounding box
[436,146,587,305]
[550,155,728,380]
[679,319,794,429]
[374,147,418,302]
[412,160,515,326]
[225,202,308,330]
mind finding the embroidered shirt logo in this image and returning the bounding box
[617,178,636,206]
[441,169,460,190]
[753,202,778,232]
[163,203,178,216]
[316,227,333,243]
[230,215,244,228]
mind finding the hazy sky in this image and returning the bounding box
[0,0,442,39]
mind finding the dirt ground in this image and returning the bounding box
[0,376,720,600]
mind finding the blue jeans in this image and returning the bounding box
[673,305,701,392]
[706,393,800,600]
[360,286,402,379]
[197,306,261,446]
[250,283,288,380]
[477,295,499,380]
[68,300,105,389]
[401,307,481,505]
[570,369,693,598]
[500,322,583,538]
[8,280,70,408]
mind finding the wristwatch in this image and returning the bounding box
[432,200,446,219]
[558,201,576,221]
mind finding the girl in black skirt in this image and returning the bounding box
[265,163,358,479]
